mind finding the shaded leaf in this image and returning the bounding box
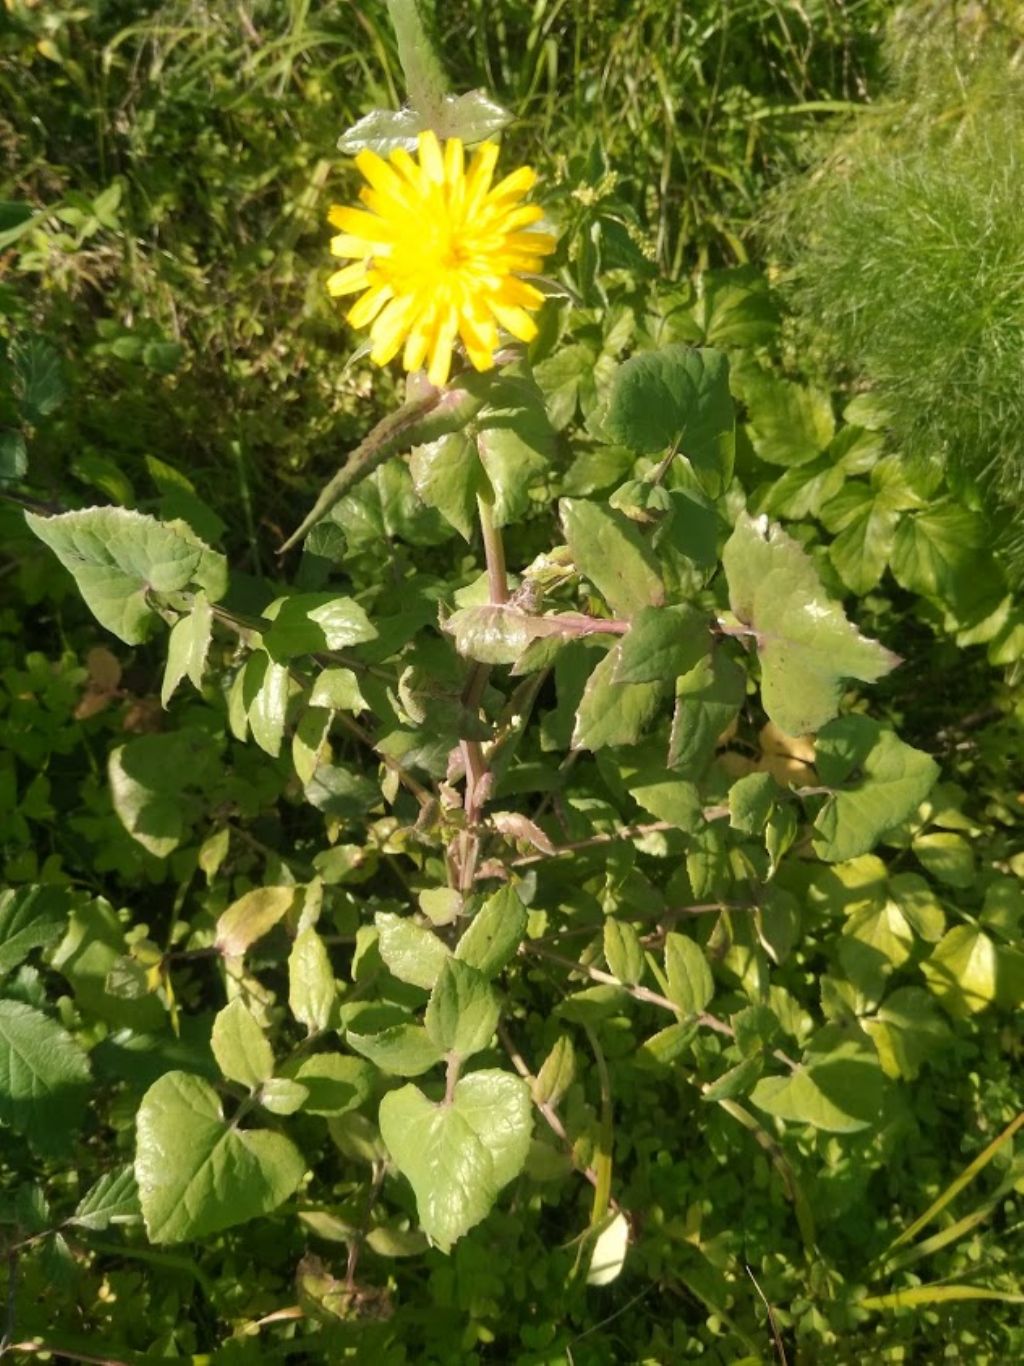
[561,498,664,619]
[0,1001,90,1154]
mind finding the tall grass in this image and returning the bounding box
[0,0,887,528]
[764,1,1024,573]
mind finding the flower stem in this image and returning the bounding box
[476,492,508,604]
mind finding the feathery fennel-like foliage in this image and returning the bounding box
[765,7,1024,572]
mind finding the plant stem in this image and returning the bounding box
[498,1022,625,1217]
[454,494,508,891]
[476,492,508,605]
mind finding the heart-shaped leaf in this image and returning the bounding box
[135,1071,306,1244]
[379,1069,531,1252]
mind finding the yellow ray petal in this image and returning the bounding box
[355,148,410,203]
[330,232,377,259]
[327,262,371,296]
[464,141,501,212]
[403,306,434,373]
[328,205,392,242]
[486,166,537,204]
[493,276,546,309]
[370,295,417,365]
[417,130,445,185]
[347,283,393,328]
[494,203,546,232]
[488,301,539,343]
[458,308,499,372]
[426,309,459,387]
[503,230,558,256]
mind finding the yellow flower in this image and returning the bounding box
[326,131,557,388]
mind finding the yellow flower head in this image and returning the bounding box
[327,130,557,388]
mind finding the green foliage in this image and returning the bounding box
[1,2,1023,1362]
[765,5,1024,574]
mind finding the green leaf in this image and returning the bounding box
[626,770,702,831]
[891,504,988,599]
[309,667,367,713]
[107,729,218,858]
[0,429,27,481]
[664,933,713,1014]
[259,1078,309,1116]
[761,452,847,521]
[702,1056,763,1103]
[13,339,66,421]
[292,706,331,787]
[25,508,227,644]
[378,1069,531,1252]
[425,959,500,1059]
[288,928,336,1033]
[560,498,664,619]
[0,200,37,251]
[288,1054,375,1116]
[337,106,425,156]
[161,592,213,706]
[605,345,734,493]
[536,343,593,430]
[215,886,294,958]
[920,926,1003,1017]
[445,604,565,666]
[729,772,779,835]
[742,372,834,467]
[614,604,711,684]
[912,832,976,888]
[534,1036,575,1108]
[50,897,165,1032]
[135,1071,306,1244]
[71,1166,140,1231]
[828,498,899,596]
[211,999,274,1090]
[410,431,483,539]
[455,884,528,978]
[587,1210,631,1287]
[0,885,71,978]
[689,267,776,346]
[0,1001,90,1154]
[572,647,663,751]
[863,987,950,1081]
[375,912,451,990]
[669,648,746,775]
[346,1023,443,1077]
[750,1026,884,1133]
[478,427,549,529]
[431,90,513,144]
[262,593,377,660]
[304,761,379,819]
[419,887,463,927]
[812,717,939,862]
[604,919,645,986]
[247,654,291,757]
[723,513,899,736]
[557,984,627,1023]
